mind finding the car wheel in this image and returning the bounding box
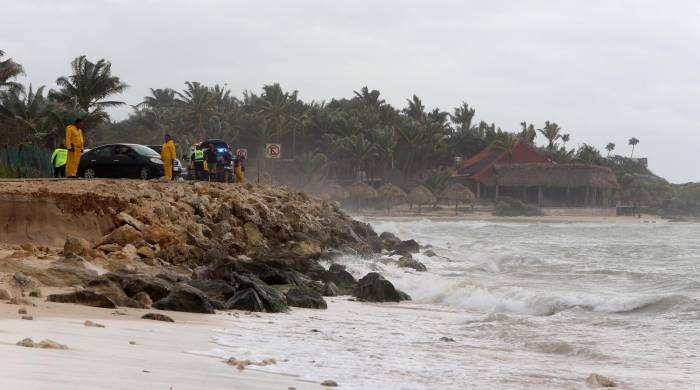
[140,166,151,180]
[83,168,96,179]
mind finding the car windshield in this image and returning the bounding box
[130,144,160,157]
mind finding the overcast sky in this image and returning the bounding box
[3,0,699,182]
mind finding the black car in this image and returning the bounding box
[78,143,165,179]
[146,145,183,177]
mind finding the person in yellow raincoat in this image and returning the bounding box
[160,134,176,181]
[234,151,245,183]
[65,119,84,178]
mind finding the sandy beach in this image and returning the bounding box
[0,299,321,390]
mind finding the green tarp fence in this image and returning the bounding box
[0,144,52,178]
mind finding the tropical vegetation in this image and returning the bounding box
[2,50,697,215]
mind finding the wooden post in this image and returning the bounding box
[537,186,543,207]
[566,187,571,206]
[584,187,590,206]
[592,188,598,206]
[522,187,527,203]
[495,185,500,202]
[476,182,481,199]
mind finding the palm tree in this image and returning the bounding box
[605,142,615,157]
[518,121,536,144]
[50,55,128,127]
[0,85,54,139]
[561,133,570,149]
[372,126,398,177]
[0,50,24,90]
[574,143,602,165]
[403,95,425,121]
[451,103,476,132]
[537,121,562,150]
[338,134,375,181]
[174,81,217,141]
[492,132,520,162]
[254,83,305,156]
[628,137,640,157]
[353,86,385,110]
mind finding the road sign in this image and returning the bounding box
[265,144,281,159]
[236,148,248,159]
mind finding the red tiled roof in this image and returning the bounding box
[457,143,552,183]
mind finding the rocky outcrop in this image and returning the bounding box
[586,374,617,388]
[320,264,357,294]
[47,290,118,309]
[285,288,327,309]
[397,256,427,272]
[352,272,411,303]
[225,288,265,312]
[321,281,339,297]
[229,274,288,313]
[152,285,215,314]
[142,313,174,322]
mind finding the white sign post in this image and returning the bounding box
[265,144,281,159]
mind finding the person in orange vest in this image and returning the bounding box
[160,133,176,181]
[65,118,84,178]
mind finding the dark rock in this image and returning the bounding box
[352,272,411,302]
[210,299,227,310]
[133,292,153,308]
[141,313,174,322]
[119,275,172,301]
[398,256,427,272]
[47,290,118,309]
[86,278,143,308]
[321,281,339,297]
[328,263,346,272]
[152,284,215,314]
[440,336,456,342]
[225,288,265,312]
[424,249,437,257]
[320,266,357,293]
[379,232,401,250]
[286,288,327,309]
[395,239,420,254]
[46,257,99,286]
[230,274,288,313]
[186,279,236,302]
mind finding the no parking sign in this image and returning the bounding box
[265,144,281,159]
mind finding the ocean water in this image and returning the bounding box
[199,219,700,389]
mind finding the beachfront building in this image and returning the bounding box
[453,143,620,207]
[453,143,552,198]
[485,163,619,207]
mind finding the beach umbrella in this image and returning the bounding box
[377,183,407,215]
[407,185,437,214]
[441,183,475,215]
[346,181,378,210]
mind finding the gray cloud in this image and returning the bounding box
[3,0,699,182]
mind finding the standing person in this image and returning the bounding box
[50,144,68,178]
[65,118,84,178]
[234,151,245,183]
[190,145,205,180]
[160,134,176,181]
[204,143,218,182]
[222,148,233,183]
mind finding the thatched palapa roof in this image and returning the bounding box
[377,183,407,202]
[407,185,437,205]
[327,183,349,200]
[346,182,378,199]
[489,163,619,189]
[441,183,475,202]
